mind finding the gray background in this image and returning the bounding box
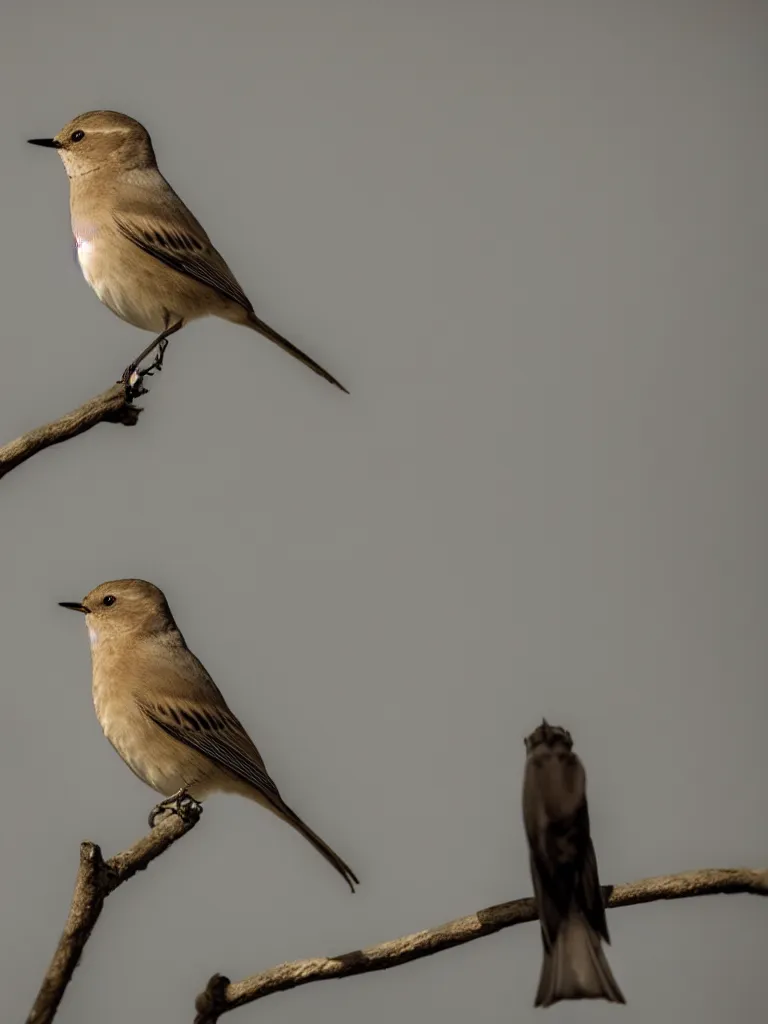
[1,1,766,1022]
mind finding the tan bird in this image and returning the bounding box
[29,110,347,393]
[60,578,358,892]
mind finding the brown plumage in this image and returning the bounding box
[29,110,348,392]
[522,720,625,1006]
[60,578,358,892]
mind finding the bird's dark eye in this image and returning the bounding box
[102,595,116,607]
[70,130,85,143]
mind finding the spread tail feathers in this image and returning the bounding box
[247,312,349,393]
[535,912,625,1007]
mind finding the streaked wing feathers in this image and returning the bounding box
[114,213,253,311]
[138,697,283,805]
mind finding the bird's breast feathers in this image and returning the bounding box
[73,225,99,288]
[71,221,119,310]
[70,218,170,332]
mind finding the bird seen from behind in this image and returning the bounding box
[522,720,625,1007]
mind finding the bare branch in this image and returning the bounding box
[0,381,143,481]
[194,866,768,1022]
[26,808,201,1024]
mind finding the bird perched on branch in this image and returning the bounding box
[60,578,358,892]
[29,110,347,394]
[522,720,625,1007]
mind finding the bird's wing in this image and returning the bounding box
[114,181,349,392]
[137,690,360,891]
[134,637,359,891]
[575,817,611,943]
[113,210,254,312]
[528,850,560,951]
[136,694,284,807]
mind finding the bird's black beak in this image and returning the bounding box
[28,138,61,149]
[59,602,90,614]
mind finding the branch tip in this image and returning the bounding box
[0,374,151,481]
[26,811,200,1024]
[194,974,232,1024]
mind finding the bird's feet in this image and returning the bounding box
[148,788,203,828]
[121,339,170,402]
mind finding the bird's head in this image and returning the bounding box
[29,110,157,178]
[524,719,574,756]
[59,578,178,644]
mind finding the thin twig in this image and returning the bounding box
[26,808,201,1024]
[194,866,768,1022]
[0,382,141,481]
[0,334,172,482]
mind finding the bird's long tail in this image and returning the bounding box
[246,311,348,393]
[535,912,625,1007]
[276,801,359,893]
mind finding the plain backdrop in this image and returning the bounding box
[1,2,766,1022]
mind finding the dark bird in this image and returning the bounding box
[522,720,625,1007]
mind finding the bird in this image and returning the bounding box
[522,720,625,1007]
[59,578,359,892]
[28,110,348,393]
